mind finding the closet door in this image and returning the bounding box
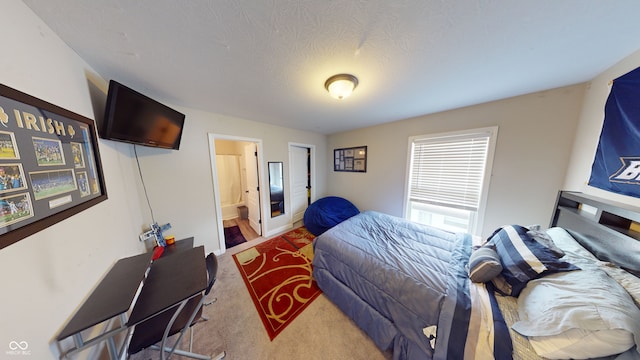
[290,146,310,223]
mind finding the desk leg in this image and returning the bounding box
[62,317,128,360]
[106,337,118,360]
[118,314,135,360]
[72,333,84,348]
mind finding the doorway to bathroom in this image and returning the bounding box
[209,135,263,252]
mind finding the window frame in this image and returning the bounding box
[403,126,498,235]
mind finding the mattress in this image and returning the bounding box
[312,211,511,360]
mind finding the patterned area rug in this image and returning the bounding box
[233,226,320,340]
[224,225,247,248]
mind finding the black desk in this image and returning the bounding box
[56,241,206,359]
[57,252,152,340]
[56,252,152,359]
[127,246,212,359]
[129,245,206,325]
[161,236,194,257]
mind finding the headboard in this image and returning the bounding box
[550,191,640,276]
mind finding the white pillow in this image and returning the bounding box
[547,227,640,309]
[527,229,565,257]
[599,262,640,306]
[528,328,634,359]
[512,268,640,359]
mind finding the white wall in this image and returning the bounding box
[564,48,640,207]
[327,84,586,238]
[10,0,638,356]
[1,2,328,358]
[132,108,328,252]
[0,2,147,358]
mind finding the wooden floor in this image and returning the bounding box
[223,218,259,241]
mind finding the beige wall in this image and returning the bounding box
[0,2,147,358]
[5,1,640,358]
[132,107,328,249]
[328,84,586,238]
[215,139,247,154]
[0,2,328,358]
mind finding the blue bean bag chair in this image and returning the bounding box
[303,196,360,236]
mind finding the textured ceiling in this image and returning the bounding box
[22,0,640,134]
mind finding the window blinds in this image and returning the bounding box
[409,131,490,212]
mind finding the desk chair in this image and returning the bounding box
[128,253,226,360]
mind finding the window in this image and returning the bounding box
[405,127,498,235]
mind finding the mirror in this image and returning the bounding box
[268,162,285,217]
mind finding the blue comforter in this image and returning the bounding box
[312,211,511,360]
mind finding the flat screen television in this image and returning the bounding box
[101,80,185,150]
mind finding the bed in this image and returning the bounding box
[311,191,640,360]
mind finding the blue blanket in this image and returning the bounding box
[312,211,512,359]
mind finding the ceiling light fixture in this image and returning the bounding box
[325,74,359,100]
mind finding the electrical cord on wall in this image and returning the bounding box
[134,144,156,224]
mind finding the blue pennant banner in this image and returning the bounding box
[589,66,640,198]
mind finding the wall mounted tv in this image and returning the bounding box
[101,80,185,150]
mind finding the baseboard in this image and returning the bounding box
[264,223,294,238]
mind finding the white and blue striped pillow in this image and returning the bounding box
[487,225,579,296]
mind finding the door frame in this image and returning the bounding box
[288,142,316,222]
[208,133,265,254]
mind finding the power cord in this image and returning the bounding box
[134,144,155,223]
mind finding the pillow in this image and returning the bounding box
[527,328,634,359]
[487,225,579,296]
[546,227,640,306]
[467,245,502,283]
[527,229,565,257]
[512,268,640,359]
[599,262,640,306]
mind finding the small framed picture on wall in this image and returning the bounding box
[334,146,367,173]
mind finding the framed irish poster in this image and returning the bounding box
[0,83,107,250]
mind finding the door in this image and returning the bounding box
[290,145,310,223]
[243,143,262,235]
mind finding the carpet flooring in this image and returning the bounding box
[129,226,391,360]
